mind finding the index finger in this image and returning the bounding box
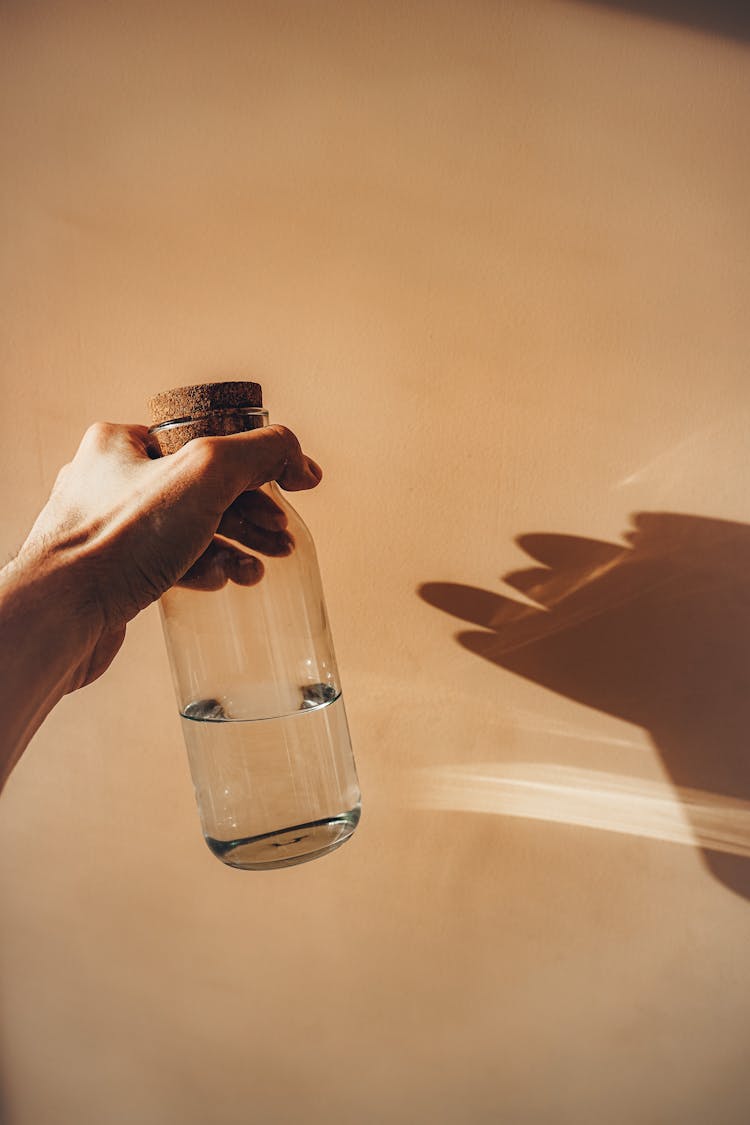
[179,424,323,510]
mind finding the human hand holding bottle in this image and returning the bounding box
[0,419,322,788]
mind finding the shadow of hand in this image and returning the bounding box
[420,512,750,897]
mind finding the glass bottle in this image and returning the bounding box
[148,381,361,870]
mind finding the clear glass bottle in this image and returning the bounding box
[148,381,361,870]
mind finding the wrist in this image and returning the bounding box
[5,545,103,659]
[0,549,103,785]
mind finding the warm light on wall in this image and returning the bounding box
[415,762,750,858]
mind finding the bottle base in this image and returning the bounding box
[205,807,361,870]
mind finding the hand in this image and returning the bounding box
[15,420,322,690]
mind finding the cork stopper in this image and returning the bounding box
[148,381,264,454]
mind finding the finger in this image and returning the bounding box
[224,546,266,587]
[516,534,624,571]
[502,563,625,610]
[458,627,568,684]
[502,566,560,606]
[77,422,153,461]
[229,489,288,531]
[419,582,534,631]
[183,425,322,508]
[217,508,295,557]
[178,540,264,591]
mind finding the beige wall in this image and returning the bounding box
[1,1,749,1122]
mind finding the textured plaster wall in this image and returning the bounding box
[1,2,749,1123]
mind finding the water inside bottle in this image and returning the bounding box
[180,691,361,870]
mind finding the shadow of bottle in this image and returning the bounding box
[420,512,750,899]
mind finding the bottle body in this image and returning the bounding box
[151,394,360,870]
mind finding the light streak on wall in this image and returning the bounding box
[416,763,750,858]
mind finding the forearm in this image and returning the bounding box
[0,553,97,790]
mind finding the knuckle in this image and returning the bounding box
[268,423,291,443]
[183,436,218,470]
[267,424,299,456]
[82,421,118,449]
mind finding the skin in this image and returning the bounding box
[0,421,322,791]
